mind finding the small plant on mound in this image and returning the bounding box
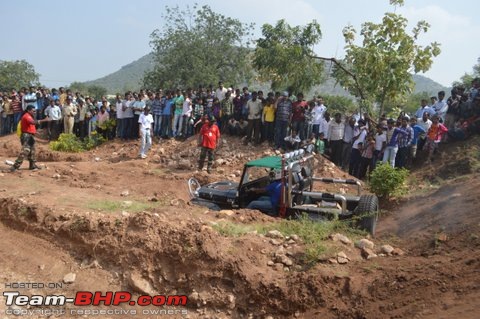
[83,131,105,150]
[50,133,85,152]
[369,163,409,198]
[50,133,106,152]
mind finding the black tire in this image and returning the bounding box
[354,195,379,236]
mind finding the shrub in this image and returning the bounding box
[50,133,105,152]
[50,133,85,152]
[369,163,409,198]
[83,131,105,150]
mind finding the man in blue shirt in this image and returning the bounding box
[246,171,282,216]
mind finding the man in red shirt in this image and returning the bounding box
[11,105,49,171]
[198,115,220,174]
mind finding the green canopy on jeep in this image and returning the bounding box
[245,156,282,169]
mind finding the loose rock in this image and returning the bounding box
[361,247,378,260]
[392,248,406,256]
[381,244,395,255]
[128,272,156,295]
[266,230,284,239]
[120,190,129,197]
[355,238,375,250]
[331,233,353,245]
[63,273,76,284]
[219,210,235,216]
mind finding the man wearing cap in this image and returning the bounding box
[10,105,49,171]
[198,115,220,174]
[274,91,292,150]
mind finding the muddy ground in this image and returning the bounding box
[0,132,479,319]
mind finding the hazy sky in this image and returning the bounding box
[1,0,478,88]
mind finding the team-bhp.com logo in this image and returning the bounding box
[4,291,188,307]
[3,291,187,306]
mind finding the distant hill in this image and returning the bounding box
[84,53,448,97]
[83,53,155,93]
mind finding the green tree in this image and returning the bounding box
[144,4,254,89]
[320,95,357,115]
[335,0,441,115]
[67,82,107,100]
[68,82,89,94]
[0,60,40,90]
[87,85,107,100]
[253,20,324,93]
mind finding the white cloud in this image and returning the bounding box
[399,5,480,86]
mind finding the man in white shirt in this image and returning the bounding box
[433,91,448,122]
[245,91,263,144]
[45,99,62,140]
[415,98,435,119]
[417,112,432,150]
[115,94,124,139]
[138,107,154,159]
[215,81,228,102]
[373,124,387,170]
[327,113,345,166]
[181,94,193,137]
[349,120,367,177]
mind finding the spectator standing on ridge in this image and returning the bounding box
[63,96,77,134]
[327,113,345,167]
[138,106,154,159]
[433,91,448,122]
[198,115,220,174]
[274,91,292,150]
[245,91,263,145]
[424,114,448,164]
[415,98,435,119]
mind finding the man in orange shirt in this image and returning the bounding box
[198,115,220,174]
[10,105,49,171]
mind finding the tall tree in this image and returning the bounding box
[251,1,440,116]
[334,0,441,115]
[0,60,40,90]
[144,4,254,89]
[253,20,324,93]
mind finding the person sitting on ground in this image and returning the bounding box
[246,171,282,216]
[315,132,325,155]
[284,129,301,150]
[227,117,238,136]
[237,118,248,137]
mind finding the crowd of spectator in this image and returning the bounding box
[1,77,479,179]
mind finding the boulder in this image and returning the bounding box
[355,239,375,250]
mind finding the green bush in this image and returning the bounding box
[50,134,85,152]
[50,133,105,152]
[369,162,409,198]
